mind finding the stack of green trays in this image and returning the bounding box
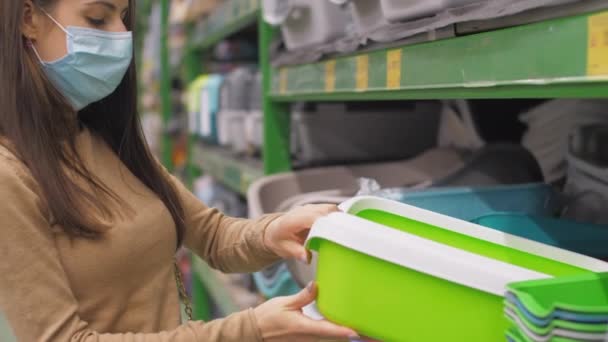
[506,273,608,341]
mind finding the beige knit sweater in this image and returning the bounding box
[0,129,281,341]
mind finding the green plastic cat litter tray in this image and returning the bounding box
[504,301,608,334]
[505,307,607,342]
[506,325,579,342]
[506,326,581,342]
[508,272,608,319]
[305,197,608,342]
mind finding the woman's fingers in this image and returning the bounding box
[288,282,317,309]
[289,204,340,230]
[280,239,308,261]
[287,283,359,339]
[298,318,359,339]
[314,203,339,215]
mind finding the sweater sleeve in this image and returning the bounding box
[0,158,265,342]
[168,174,282,273]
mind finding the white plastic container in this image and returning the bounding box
[244,110,264,149]
[263,0,351,51]
[245,72,264,150]
[217,110,249,152]
[338,0,390,40]
[380,0,480,22]
[220,68,253,111]
[217,68,254,150]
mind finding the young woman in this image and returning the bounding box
[0,1,359,341]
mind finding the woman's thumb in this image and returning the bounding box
[288,282,317,309]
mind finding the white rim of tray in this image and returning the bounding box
[306,212,549,296]
[338,196,608,273]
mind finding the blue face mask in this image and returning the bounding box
[31,12,133,111]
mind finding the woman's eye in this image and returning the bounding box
[87,17,106,27]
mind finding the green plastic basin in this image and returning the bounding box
[307,197,608,341]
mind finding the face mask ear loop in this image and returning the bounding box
[40,9,73,37]
[28,40,45,64]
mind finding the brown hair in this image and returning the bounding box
[0,0,187,246]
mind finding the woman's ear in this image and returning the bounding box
[21,0,42,41]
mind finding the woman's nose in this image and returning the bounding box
[109,19,128,33]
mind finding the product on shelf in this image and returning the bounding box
[186,75,209,135]
[337,0,390,42]
[198,74,224,144]
[562,124,608,225]
[473,213,608,258]
[263,0,352,51]
[170,0,223,24]
[217,67,255,153]
[379,183,559,221]
[304,196,608,341]
[380,0,480,22]
[336,0,457,43]
[213,41,258,62]
[291,101,442,166]
[520,100,608,183]
[244,72,264,152]
[194,176,247,218]
[437,99,485,150]
[372,0,586,40]
[251,262,301,299]
[432,144,544,187]
[270,0,590,66]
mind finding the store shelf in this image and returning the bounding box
[191,256,240,315]
[191,0,259,51]
[191,142,264,196]
[270,10,608,101]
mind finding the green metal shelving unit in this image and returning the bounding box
[191,143,264,196]
[262,8,608,173]
[271,10,608,101]
[191,9,259,51]
[185,0,266,191]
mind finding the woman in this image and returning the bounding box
[0,0,359,341]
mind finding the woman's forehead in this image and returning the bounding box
[79,0,130,11]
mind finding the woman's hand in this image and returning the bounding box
[264,204,338,262]
[254,282,359,342]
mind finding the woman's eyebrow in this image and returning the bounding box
[84,0,118,11]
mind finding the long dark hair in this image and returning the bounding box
[0,0,186,246]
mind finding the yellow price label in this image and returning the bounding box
[356,55,369,91]
[387,49,402,89]
[588,12,608,76]
[279,68,288,94]
[325,60,336,92]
